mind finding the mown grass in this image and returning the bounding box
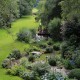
[0,15,39,80]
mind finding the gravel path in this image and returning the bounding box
[51,66,70,77]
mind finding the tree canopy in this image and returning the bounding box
[0,0,36,28]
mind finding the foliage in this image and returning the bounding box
[0,0,35,28]
[32,46,40,51]
[60,42,68,58]
[47,40,53,46]
[0,0,19,28]
[48,18,62,41]
[61,17,80,47]
[28,55,35,62]
[2,59,11,69]
[41,72,56,80]
[45,47,53,53]
[40,0,62,25]
[8,49,21,60]
[74,53,80,68]
[48,57,56,66]
[18,0,35,17]
[17,28,31,43]
[0,14,38,80]
[61,45,74,59]
[20,72,31,80]
[37,0,46,21]
[29,71,41,80]
[42,72,65,80]
[38,42,47,49]
[32,62,50,76]
[68,69,80,80]
[21,71,41,80]
[53,43,60,51]
[63,59,75,69]
[7,65,25,76]
[30,29,36,38]
[60,0,80,21]
[37,0,45,11]
[20,57,28,68]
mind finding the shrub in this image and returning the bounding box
[60,42,68,58]
[53,43,60,51]
[61,17,80,47]
[39,43,47,49]
[20,57,28,67]
[26,65,32,70]
[7,65,25,76]
[47,41,53,45]
[29,71,41,80]
[60,42,75,59]
[74,56,80,68]
[2,59,11,68]
[42,72,65,80]
[68,69,80,80]
[21,72,40,80]
[17,28,31,43]
[8,49,21,60]
[48,18,62,41]
[63,59,75,69]
[45,47,53,53]
[32,46,40,51]
[32,62,50,76]
[30,29,36,38]
[28,55,35,62]
[38,42,47,49]
[48,57,56,66]
[41,72,56,80]
[35,16,39,22]
[47,39,53,45]
[55,72,64,80]
[21,72,30,80]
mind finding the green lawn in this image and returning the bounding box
[0,15,39,80]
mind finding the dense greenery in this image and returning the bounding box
[0,0,80,80]
[61,0,80,21]
[28,55,35,62]
[0,0,36,28]
[48,18,61,41]
[17,28,31,43]
[68,69,80,80]
[19,0,36,17]
[0,15,39,80]
[48,57,56,66]
[32,63,50,76]
[39,0,62,26]
[8,49,22,60]
[0,0,19,28]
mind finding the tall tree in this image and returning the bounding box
[19,0,36,17]
[40,0,62,26]
[61,0,80,21]
[0,0,19,28]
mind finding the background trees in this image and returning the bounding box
[37,0,62,41]
[0,0,19,28]
[38,0,80,43]
[0,0,36,28]
[19,0,36,17]
[61,0,80,21]
[61,0,80,46]
[40,0,62,26]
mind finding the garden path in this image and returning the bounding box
[51,66,69,77]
